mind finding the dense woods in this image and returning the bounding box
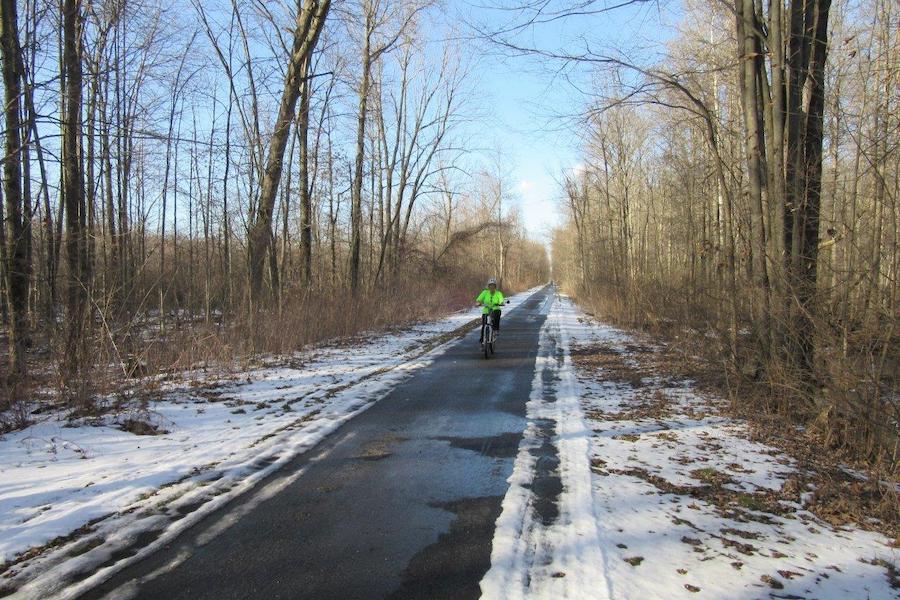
[1,2,897,594]
[1,0,894,474]
[548,0,897,469]
[0,0,549,412]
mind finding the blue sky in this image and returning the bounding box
[453,0,679,241]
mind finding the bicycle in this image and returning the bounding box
[479,301,509,359]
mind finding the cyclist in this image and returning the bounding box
[476,278,505,344]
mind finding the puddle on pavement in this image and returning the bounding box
[526,327,564,526]
[541,334,562,401]
[353,433,407,461]
[389,495,504,600]
[355,451,393,461]
[437,432,521,458]
[541,366,560,399]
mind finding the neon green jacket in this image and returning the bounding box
[476,289,505,314]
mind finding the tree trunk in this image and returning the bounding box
[298,55,313,286]
[247,0,329,308]
[0,0,28,380]
[736,0,772,356]
[349,10,373,296]
[62,0,88,377]
[791,0,832,375]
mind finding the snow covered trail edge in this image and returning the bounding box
[482,293,897,600]
[0,286,544,600]
[480,290,612,600]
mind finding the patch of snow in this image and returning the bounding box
[484,292,899,599]
[841,465,900,493]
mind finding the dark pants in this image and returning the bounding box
[480,310,501,342]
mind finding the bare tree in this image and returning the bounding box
[348,0,427,295]
[0,0,29,380]
[246,0,330,309]
[61,0,90,377]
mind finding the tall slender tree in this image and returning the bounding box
[0,0,29,380]
[61,0,89,376]
[247,0,330,308]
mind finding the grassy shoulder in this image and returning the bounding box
[567,290,899,544]
[0,276,539,433]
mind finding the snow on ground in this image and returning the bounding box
[483,292,898,600]
[0,286,542,599]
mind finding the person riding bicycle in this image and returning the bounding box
[476,278,504,344]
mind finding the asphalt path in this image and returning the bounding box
[82,285,555,600]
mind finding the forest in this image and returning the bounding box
[0,0,550,415]
[0,0,897,473]
[0,1,897,596]
[548,0,898,472]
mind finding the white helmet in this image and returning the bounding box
[487,277,497,286]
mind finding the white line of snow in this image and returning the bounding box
[481,291,611,600]
[550,299,613,599]
[478,401,540,597]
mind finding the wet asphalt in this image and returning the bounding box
[81,286,554,600]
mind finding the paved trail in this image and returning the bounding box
[83,286,556,600]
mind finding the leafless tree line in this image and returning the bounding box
[0,0,549,408]
[548,0,897,467]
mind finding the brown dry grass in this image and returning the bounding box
[576,283,899,472]
[0,274,535,431]
[571,323,899,542]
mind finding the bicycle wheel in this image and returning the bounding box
[489,342,495,355]
[483,328,491,359]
